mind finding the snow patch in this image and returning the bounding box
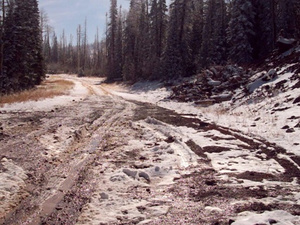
[232,210,300,225]
[1,76,89,112]
[0,158,28,219]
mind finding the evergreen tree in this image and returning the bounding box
[107,0,122,81]
[115,6,123,79]
[1,0,15,92]
[277,0,297,39]
[252,0,276,59]
[190,0,204,72]
[2,0,45,92]
[149,0,167,79]
[163,0,192,79]
[227,0,255,64]
[122,0,139,81]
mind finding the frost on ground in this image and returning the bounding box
[0,71,299,224]
[110,62,300,224]
[232,210,300,225]
[0,158,28,221]
[77,116,200,224]
[1,74,90,112]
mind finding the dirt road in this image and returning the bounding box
[0,75,299,224]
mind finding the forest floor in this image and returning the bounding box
[0,74,300,225]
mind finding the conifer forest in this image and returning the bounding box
[1,1,300,224]
[1,0,299,93]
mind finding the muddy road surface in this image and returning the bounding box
[0,75,299,225]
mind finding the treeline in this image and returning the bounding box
[14,0,299,85]
[106,0,300,82]
[0,0,45,95]
[41,17,107,76]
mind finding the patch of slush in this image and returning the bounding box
[232,210,300,225]
[0,158,28,220]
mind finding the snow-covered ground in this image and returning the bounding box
[1,75,90,112]
[1,71,299,224]
[107,67,300,224]
[111,64,300,158]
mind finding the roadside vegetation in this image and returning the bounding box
[0,78,74,106]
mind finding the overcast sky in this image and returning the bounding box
[39,0,131,43]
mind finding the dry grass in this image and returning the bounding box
[0,79,74,106]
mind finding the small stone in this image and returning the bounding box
[139,171,151,183]
[139,156,147,160]
[286,128,295,133]
[123,168,137,179]
[167,149,175,154]
[100,192,109,200]
[229,219,235,224]
[205,179,217,186]
[165,136,175,143]
[155,166,160,172]
[282,125,289,129]
[268,219,278,224]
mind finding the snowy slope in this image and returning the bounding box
[111,46,300,224]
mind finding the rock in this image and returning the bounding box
[293,96,300,104]
[165,136,175,143]
[138,171,151,183]
[167,149,175,154]
[268,219,278,224]
[277,36,296,53]
[139,155,148,160]
[134,163,152,169]
[286,128,295,133]
[281,125,290,129]
[229,219,235,224]
[205,179,217,186]
[110,174,126,182]
[123,168,137,179]
[155,166,160,172]
[100,192,109,200]
[208,78,221,86]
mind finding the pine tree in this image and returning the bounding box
[136,0,151,79]
[115,6,123,79]
[227,0,255,64]
[149,0,167,79]
[122,0,139,81]
[2,0,44,91]
[190,0,204,72]
[163,0,192,79]
[277,0,297,39]
[200,0,227,67]
[252,0,276,58]
[1,0,15,93]
[107,0,119,81]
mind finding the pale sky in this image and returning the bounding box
[38,0,131,43]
